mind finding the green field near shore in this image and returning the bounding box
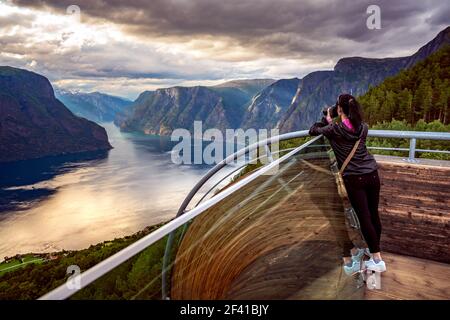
[0,222,171,300]
[0,255,45,275]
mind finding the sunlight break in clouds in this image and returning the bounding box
[0,1,321,99]
[1,0,449,99]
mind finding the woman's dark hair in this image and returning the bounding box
[337,93,363,130]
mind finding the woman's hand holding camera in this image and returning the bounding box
[326,107,333,124]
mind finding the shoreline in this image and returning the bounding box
[0,219,175,299]
[0,220,169,269]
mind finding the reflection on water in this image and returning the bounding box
[0,123,217,259]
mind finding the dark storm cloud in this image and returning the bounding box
[3,0,449,98]
[12,0,450,59]
[426,5,450,26]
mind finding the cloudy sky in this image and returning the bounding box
[0,0,448,99]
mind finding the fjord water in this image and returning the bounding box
[0,123,228,259]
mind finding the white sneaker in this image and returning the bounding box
[351,248,371,262]
[343,260,361,276]
[364,259,386,272]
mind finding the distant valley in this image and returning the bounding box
[116,26,450,135]
[55,89,133,123]
[0,27,448,163]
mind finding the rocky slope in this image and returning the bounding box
[55,89,132,123]
[241,78,301,130]
[117,86,231,135]
[117,79,274,135]
[0,67,112,163]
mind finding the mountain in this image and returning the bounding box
[117,86,234,135]
[0,66,112,163]
[359,44,450,126]
[117,79,275,135]
[279,26,450,132]
[278,58,408,132]
[209,79,275,128]
[241,78,301,130]
[118,27,449,136]
[212,79,276,96]
[404,26,450,69]
[55,89,132,123]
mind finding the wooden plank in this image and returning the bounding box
[365,252,450,300]
[377,159,450,263]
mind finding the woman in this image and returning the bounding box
[309,93,386,274]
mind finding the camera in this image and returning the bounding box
[322,104,338,118]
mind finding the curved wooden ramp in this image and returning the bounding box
[171,148,364,300]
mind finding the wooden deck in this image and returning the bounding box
[365,252,450,300]
[171,151,450,300]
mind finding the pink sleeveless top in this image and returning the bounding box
[342,118,355,132]
[326,116,355,132]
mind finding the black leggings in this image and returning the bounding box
[343,170,382,253]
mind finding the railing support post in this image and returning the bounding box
[407,138,418,163]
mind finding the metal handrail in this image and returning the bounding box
[367,130,450,162]
[39,129,450,300]
[177,130,450,217]
[170,130,310,220]
[39,133,321,300]
[193,147,298,208]
[367,146,450,154]
[367,130,450,140]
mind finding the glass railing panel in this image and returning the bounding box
[170,137,364,300]
[68,227,184,300]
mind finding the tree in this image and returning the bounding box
[434,79,450,124]
[359,45,450,126]
[422,80,433,121]
[383,90,396,120]
[397,89,413,122]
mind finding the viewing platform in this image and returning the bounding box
[39,131,450,300]
[171,153,450,300]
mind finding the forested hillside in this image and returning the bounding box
[360,45,450,126]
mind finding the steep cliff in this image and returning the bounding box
[117,86,231,135]
[242,78,301,130]
[0,67,112,163]
[117,79,275,135]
